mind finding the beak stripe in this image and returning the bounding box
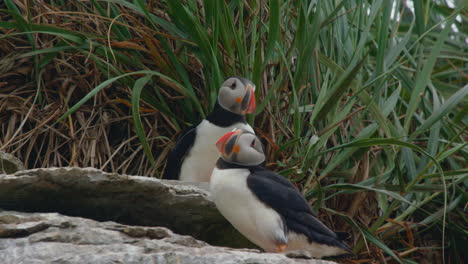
[224,136,237,155]
[241,89,251,110]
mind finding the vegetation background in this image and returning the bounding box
[0,0,466,263]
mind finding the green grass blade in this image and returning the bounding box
[131,75,157,169]
[414,84,468,135]
[403,17,454,132]
[56,70,187,123]
[321,138,433,160]
[313,55,367,122]
[358,223,403,263]
[326,183,411,205]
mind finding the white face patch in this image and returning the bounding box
[218,78,246,113]
[217,77,256,115]
[218,131,265,166]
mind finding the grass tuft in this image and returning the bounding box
[1,0,467,262]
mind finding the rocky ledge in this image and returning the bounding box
[0,210,339,264]
[0,167,338,264]
[0,167,248,247]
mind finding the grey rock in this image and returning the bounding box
[0,167,251,248]
[0,210,337,264]
[0,151,25,174]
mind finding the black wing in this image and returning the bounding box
[247,169,350,250]
[162,126,197,179]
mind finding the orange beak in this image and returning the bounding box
[216,131,237,154]
[241,84,256,114]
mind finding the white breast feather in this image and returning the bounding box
[179,120,253,182]
[210,167,287,252]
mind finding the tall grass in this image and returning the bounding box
[1,0,466,262]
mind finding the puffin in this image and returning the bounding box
[163,77,256,182]
[210,129,353,258]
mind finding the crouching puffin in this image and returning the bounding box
[210,129,353,258]
[163,77,256,182]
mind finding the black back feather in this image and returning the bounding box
[162,126,197,179]
[244,166,352,252]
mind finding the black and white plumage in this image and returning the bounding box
[210,129,353,258]
[163,77,256,182]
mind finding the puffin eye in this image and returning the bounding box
[230,81,237,89]
[251,139,255,147]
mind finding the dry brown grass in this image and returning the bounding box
[0,1,178,176]
[0,0,286,177]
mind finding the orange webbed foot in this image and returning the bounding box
[277,244,287,253]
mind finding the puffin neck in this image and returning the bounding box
[215,158,264,170]
[206,102,246,127]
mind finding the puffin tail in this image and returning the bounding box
[335,231,350,240]
[325,236,355,259]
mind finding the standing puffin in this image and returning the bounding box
[210,129,353,258]
[163,77,256,182]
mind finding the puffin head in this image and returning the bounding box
[218,77,256,115]
[215,129,265,166]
